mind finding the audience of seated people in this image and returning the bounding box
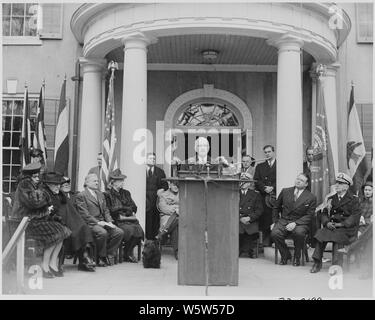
[75,173,124,267]
[156,180,180,260]
[11,163,71,278]
[104,169,144,263]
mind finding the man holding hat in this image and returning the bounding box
[310,172,361,273]
[239,172,263,258]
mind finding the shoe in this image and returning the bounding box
[78,264,96,272]
[82,256,96,268]
[279,254,292,265]
[248,251,257,259]
[337,247,348,254]
[293,258,301,266]
[104,256,113,266]
[50,267,64,277]
[42,269,55,278]
[310,261,322,273]
[124,255,137,263]
[97,258,108,267]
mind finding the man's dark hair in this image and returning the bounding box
[298,172,309,181]
[242,154,256,167]
[305,146,314,155]
[147,152,156,157]
[263,145,274,152]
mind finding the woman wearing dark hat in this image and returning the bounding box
[42,172,95,272]
[29,148,47,173]
[104,169,144,263]
[11,163,71,278]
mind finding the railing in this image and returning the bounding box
[2,217,30,294]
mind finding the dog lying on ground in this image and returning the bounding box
[142,240,161,268]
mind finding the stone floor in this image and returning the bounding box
[2,247,373,299]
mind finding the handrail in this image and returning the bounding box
[2,217,30,265]
[2,216,30,294]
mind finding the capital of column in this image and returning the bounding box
[79,57,107,74]
[120,32,158,52]
[310,62,340,79]
[267,34,305,53]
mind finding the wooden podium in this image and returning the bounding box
[166,175,240,286]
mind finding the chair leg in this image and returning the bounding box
[73,255,78,265]
[137,240,142,261]
[118,242,124,263]
[274,245,278,264]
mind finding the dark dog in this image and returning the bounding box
[142,240,161,269]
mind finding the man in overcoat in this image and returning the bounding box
[146,152,168,240]
[254,145,276,246]
[271,173,317,266]
[239,173,263,258]
[75,173,124,266]
[310,172,361,273]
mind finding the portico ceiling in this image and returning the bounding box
[106,34,315,66]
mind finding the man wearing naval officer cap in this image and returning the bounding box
[310,172,361,273]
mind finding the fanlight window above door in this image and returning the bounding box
[176,102,239,127]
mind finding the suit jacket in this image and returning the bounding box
[75,188,113,226]
[321,191,361,234]
[272,187,317,226]
[303,161,312,191]
[146,165,168,212]
[239,189,263,235]
[254,160,276,196]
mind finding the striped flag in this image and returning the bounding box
[101,62,118,190]
[33,86,48,164]
[347,84,369,192]
[54,79,69,175]
[20,87,32,166]
[311,78,336,209]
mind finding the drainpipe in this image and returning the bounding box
[70,59,82,192]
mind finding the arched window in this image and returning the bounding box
[176,101,239,127]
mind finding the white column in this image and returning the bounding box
[77,58,106,191]
[269,35,304,194]
[121,33,155,232]
[322,63,340,175]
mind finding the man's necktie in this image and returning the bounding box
[294,189,299,202]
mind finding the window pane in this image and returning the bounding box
[12,116,23,131]
[2,3,12,16]
[3,166,11,180]
[3,132,11,147]
[11,17,24,36]
[3,182,10,194]
[30,100,38,116]
[12,150,22,165]
[3,116,12,131]
[12,132,21,147]
[2,16,10,36]
[44,104,56,124]
[45,126,55,147]
[14,101,23,115]
[11,166,21,180]
[27,3,38,15]
[3,101,13,115]
[3,150,11,164]
[25,17,37,36]
[12,3,25,16]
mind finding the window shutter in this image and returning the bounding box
[39,3,63,39]
[356,3,373,43]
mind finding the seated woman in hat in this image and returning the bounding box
[104,169,144,263]
[11,163,71,278]
[41,172,96,272]
[310,172,361,273]
[29,148,47,174]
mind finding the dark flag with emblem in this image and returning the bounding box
[101,61,118,190]
[33,86,48,164]
[54,79,69,175]
[20,87,32,166]
[311,78,336,209]
[347,83,369,192]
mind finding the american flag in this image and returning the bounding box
[20,87,32,166]
[33,86,48,164]
[101,61,118,190]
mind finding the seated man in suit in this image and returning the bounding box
[156,180,180,260]
[271,173,317,266]
[310,173,361,273]
[239,173,263,258]
[75,173,124,266]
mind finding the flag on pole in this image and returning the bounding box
[347,83,369,192]
[54,79,69,175]
[101,61,118,190]
[311,77,336,209]
[33,86,48,164]
[20,87,32,166]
